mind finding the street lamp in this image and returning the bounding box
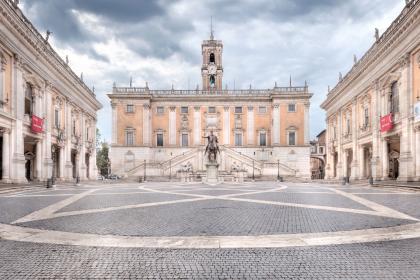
[252,160,255,181]
[143,159,146,182]
[169,159,172,181]
[277,159,280,181]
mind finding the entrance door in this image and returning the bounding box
[71,151,76,178]
[388,151,399,179]
[85,153,90,179]
[25,160,31,181]
[346,150,353,178]
[333,152,338,178]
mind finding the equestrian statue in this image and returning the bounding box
[203,130,220,162]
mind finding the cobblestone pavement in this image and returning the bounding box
[0,181,419,279]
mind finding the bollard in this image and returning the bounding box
[139,176,143,183]
[46,178,52,188]
[368,177,373,185]
[342,177,346,185]
[76,176,80,186]
[278,176,283,182]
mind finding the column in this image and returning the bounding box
[371,81,381,180]
[65,100,72,179]
[304,102,310,145]
[350,99,359,180]
[415,127,420,180]
[43,85,53,179]
[12,58,26,183]
[35,140,42,180]
[223,106,230,145]
[398,53,414,181]
[336,110,343,179]
[194,106,202,145]
[272,104,280,145]
[1,128,11,183]
[325,119,332,179]
[247,106,254,145]
[79,113,87,179]
[111,102,117,145]
[0,52,4,107]
[358,145,364,179]
[381,138,389,180]
[143,104,151,145]
[169,106,176,146]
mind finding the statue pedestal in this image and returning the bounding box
[206,162,219,184]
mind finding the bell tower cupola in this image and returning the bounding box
[201,18,223,91]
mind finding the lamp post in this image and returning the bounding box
[277,159,280,181]
[143,159,146,182]
[169,159,172,181]
[252,160,255,181]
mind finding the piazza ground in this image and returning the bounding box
[0,181,420,279]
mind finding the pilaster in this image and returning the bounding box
[223,106,230,145]
[247,106,254,145]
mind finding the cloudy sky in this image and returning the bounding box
[20,0,405,142]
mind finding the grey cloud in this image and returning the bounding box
[20,0,405,141]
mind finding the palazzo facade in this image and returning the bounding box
[321,0,420,182]
[108,33,312,179]
[0,1,102,183]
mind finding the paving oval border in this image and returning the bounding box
[1,222,420,248]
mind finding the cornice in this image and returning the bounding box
[322,0,420,109]
[0,1,101,110]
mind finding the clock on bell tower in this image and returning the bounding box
[201,22,223,91]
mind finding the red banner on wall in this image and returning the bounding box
[380,114,393,132]
[31,115,44,133]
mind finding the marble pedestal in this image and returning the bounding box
[206,162,219,184]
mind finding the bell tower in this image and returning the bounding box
[201,19,223,91]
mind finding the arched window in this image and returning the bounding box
[209,53,215,63]
[390,81,399,113]
[209,75,215,88]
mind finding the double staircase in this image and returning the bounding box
[123,146,297,180]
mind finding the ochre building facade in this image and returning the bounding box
[108,34,312,179]
[322,0,420,182]
[0,1,102,183]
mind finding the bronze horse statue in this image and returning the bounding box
[203,131,220,162]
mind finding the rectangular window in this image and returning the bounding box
[258,106,267,114]
[54,109,60,128]
[126,131,134,146]
[319,147,324,154]
[259,132,267,146]
[364,108,369,126]
[25,84,33,115]
[346,118,351,134]
[86,127,89,141]
[235,106,242,114]
[156,133,163,146]
[235,133,242,146]
[181,133,188,147]
[181,107,188,114]
[72,120,76,136]
[288,131,296,146]
[156,106,164,114]
[288,104,296,112]
[126,104,134,113]
[208,106,216,113]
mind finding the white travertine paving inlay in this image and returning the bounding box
[1,222,420,249]
[327,188,418,221]
[3,182,419,250]
[12,189,98,224]
[9,183,419,224]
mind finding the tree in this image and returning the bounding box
[96,141,110,176]
[95,128,110,176]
